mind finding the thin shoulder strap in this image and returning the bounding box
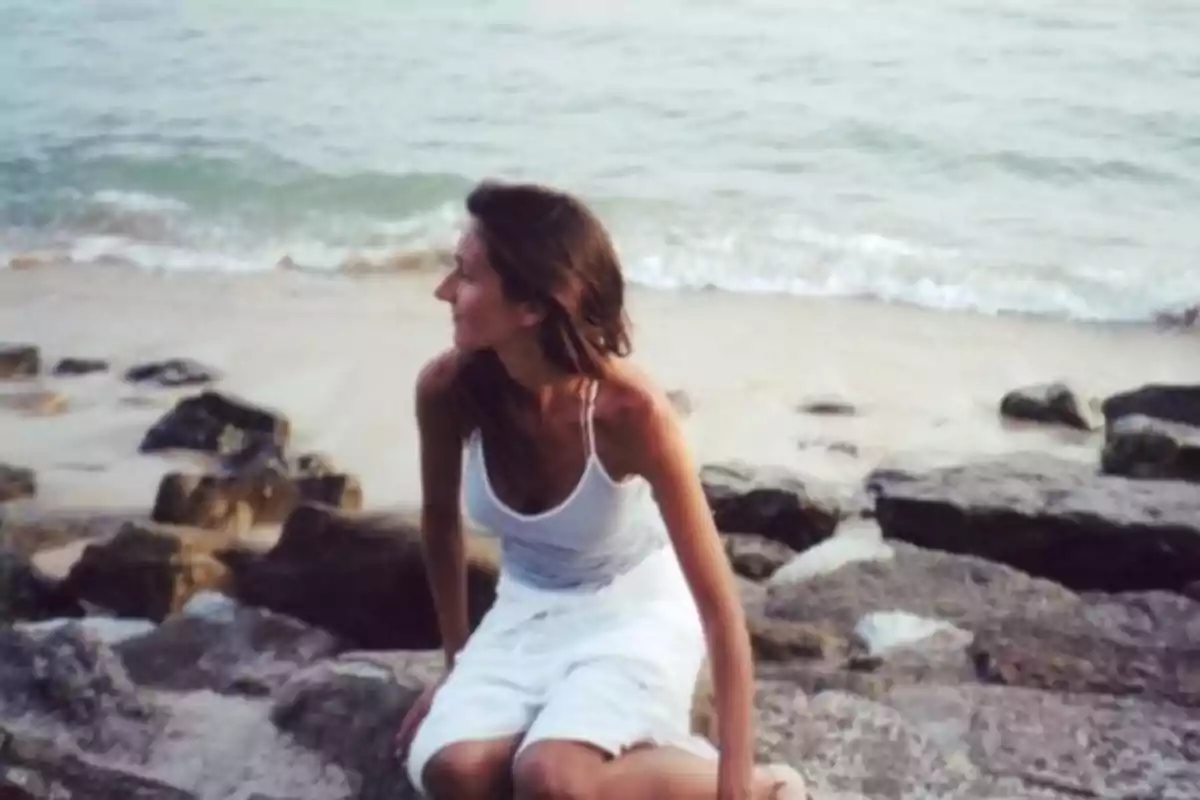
[581,379,599,458]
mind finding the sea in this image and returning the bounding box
[1,0,1198,322]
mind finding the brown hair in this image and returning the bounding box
[455,180,632,500]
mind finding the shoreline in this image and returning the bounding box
[2,262,1196,521]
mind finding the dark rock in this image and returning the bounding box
[151,471,362,532]
[722,532,796,581]
[116,602,342,696]
[701,461,841,551]
[666,389,693,418]
[138,390,289,458]
[290,452,336,479]
[60,522,233,621]
[0,624,160,752]
[999,381,1095,430]
[0,727,195,800]
[872,453,1200,593]
[1102,383,1200,432]
[0,345,39,379]
[748,616,850,662]
[51,358,109,376]
[0,552,84,623]
[0,464,35,503]
[1155,304,1199,329]
[1101,413,1200,482]
[224,503,500,649]
[797,396,858,416]
[123,358,220,387]
[270,655,436,800]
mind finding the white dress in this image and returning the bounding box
[404,382,716,795]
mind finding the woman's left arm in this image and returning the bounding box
[630,390,756,799]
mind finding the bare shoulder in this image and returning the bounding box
[593,361,683,455]
[414,347,466,428]
[415,348,463,403]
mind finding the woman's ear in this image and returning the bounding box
[515,299,548,330]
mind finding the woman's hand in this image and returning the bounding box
[394,678,445,759]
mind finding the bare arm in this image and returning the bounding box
[414,351,469,670]
[630,391,756,797]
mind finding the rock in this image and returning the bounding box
[968,590,1200,707]
[701,461,841,551]
[0,727,196,800]
[1155,304,1199,329]
[0,463,36,503]
[123,358,220,387]
[290,452,337,479]
[269,655,433,800]
[0,623,161,753]
[224,503,500,649]
[0,345,39,379]
[7,250,70,271]
[763,542,1061,699]
[1102,383,1200,432]
[748,616,850,662]
[766,540,1078,633]
[0,390,67,416]
[666,389,693,418]
[776,685,1200,799]
[872,453,1200,593]
[797,396,858,416]
[1101,413,1200,482]
[722,532,796,580]
[0,512,129,560]
[767,536,1200,711]
[138,390,290,458]
[999,381,1096,430]
[884,685,1200,799]
[51,357,109,376]
[150,471,362,532]
[59,522,234,621]
[115,603,343,696]
[0,552,84,623]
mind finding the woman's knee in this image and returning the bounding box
[421,741,516,799]
[512,743,602,800]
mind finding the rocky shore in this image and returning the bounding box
[3,331,1200,799]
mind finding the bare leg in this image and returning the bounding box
[596,745,805,800]
[421,736,523,800]
[513,741,805,800]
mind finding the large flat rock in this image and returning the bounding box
[872,453,1200,593]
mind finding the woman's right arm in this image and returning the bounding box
[414,350,469,671]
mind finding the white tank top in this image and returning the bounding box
[461,380,668,590]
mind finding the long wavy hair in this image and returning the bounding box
[455,180,632,505]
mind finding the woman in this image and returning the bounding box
[395,179,805,800]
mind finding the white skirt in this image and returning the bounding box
[405,543,717,795]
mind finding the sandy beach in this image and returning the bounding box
[3,262,1195,525]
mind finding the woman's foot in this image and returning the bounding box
[755,763,807,800]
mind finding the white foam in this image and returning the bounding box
[853,611,969,656]
[14,616,156,644]
[767,522,893,587]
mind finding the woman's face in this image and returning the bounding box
[435,222,539,352]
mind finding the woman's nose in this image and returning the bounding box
[433,274,454,302]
